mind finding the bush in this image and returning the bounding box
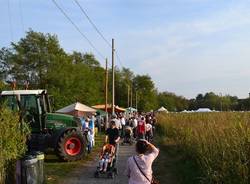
[157,112,250,184]
[0,81,6,91]
[0,107,30,183]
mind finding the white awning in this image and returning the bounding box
[57,102,96,113]
[157,106,168,112]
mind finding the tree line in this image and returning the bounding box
[1,30,250,112]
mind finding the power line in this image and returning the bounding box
[73,0,125,69]
[73,0,112,48]
[18,0,25,33]
[7,0,14,42]
[51,0,105,60]
[115,52,125,68]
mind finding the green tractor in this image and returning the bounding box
[0,89,86,161]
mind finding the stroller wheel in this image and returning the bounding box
[94,171,99,178]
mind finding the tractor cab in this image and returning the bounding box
[0,90,51,133]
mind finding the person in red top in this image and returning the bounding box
[137,117,146,139]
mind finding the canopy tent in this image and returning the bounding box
[196,108,212,112]
[92,104,126,113]
[56,102,96,117]
[157,106,168,112]
[126,107,137,112]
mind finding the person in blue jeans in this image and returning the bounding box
[89,116,95,147]
[82,118,92,153]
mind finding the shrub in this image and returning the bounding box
[0,106,30,183]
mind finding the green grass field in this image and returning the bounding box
[157,112,250,184]
[45,133,105,184]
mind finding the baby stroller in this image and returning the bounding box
[122,126,133,145]
[94,144,118,179]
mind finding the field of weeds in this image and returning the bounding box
[157,112,250,184]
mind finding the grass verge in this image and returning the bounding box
[45,132,105,184]
[153,135,201,184]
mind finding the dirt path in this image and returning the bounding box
[60,143,136,184]
[59,139,180,184]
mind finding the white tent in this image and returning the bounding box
[196,108,212,112]
[157,106,168,112]
[57,102,96,114]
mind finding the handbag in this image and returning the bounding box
[133,156,160,184]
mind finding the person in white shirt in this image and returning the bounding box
[120,115,126,137]
[126,139,159,184]
[132,117,138,138]
[145,123,153,142]
[111,114,122,130]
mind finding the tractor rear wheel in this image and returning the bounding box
[56,129,86,161]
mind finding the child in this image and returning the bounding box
[99,144,115,172]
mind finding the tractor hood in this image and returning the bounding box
[47,113,74,121]
[46,113,81,129]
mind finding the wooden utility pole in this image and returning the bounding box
[105,58,108,113]
[127,84,130,108]
[135,92,138,110]
[105,58,109,130]
[130,85,133,107]
[111,38,115,115]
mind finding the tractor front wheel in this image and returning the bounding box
[56,129,86,161]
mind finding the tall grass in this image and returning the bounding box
[157,112,250,184]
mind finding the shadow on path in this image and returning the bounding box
[60,144,135,184]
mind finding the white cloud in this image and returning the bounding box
[120,2,250,98]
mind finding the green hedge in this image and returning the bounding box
[0,107,30,183]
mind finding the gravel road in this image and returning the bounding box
[60,143,136,184]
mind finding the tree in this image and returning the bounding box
[158,92,188,111]
[1,29,66,88]
[133,74,158,112]
[112,67,135,108]
[0,30,108,109]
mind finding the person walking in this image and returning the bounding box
[105,120,120,146]
[105,120,120,160]
[137,117,146,139]
[126,139,159,184]
[145,122,153,142]
[111,114,122,130]
[89,115,95,147]
[84,118,92,153]
[132,117,138,138]
[120,115,126,138]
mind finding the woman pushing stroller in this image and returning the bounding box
[105,120,120,146]
[95,120,120,178]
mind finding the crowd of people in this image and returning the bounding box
[109,112,157,142]
[103,112,159,184]
[80,111,157,153]
[80,111,159,183]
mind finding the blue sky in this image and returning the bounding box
[1,0,250,99]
